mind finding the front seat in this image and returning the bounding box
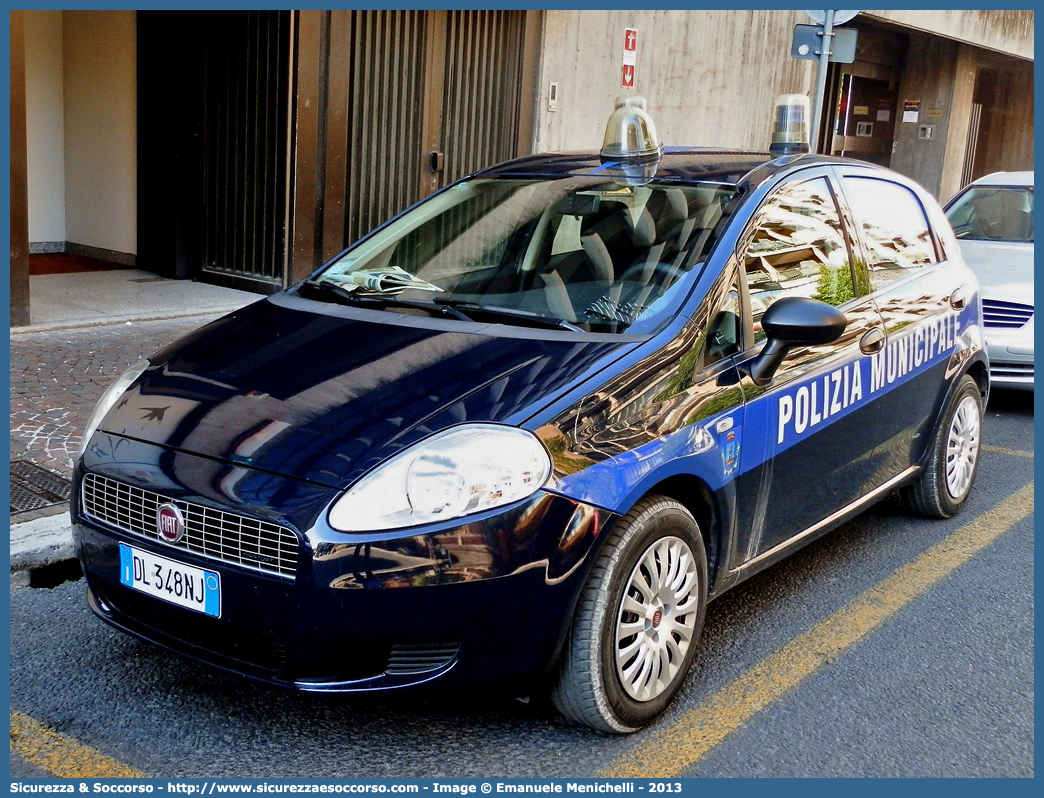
[539,201,635,320]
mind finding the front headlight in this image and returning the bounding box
[78,359,150,458]
[328,424,553,532]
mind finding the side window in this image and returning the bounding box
[741,177,854,342]
[945,186,1034,243]
[702,272,742,368]
[842,177,939,291]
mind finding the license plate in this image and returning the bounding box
[119,544,221,617]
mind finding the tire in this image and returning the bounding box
[550,495,708,733]
[904,374,983,518]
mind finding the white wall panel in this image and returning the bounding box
[63,10,136,255]
[24,9,66,244]
[536,10,815,154]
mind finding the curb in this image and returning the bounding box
[9,305,250,336]
[10,511,76,580]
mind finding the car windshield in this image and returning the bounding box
[310,178,740,334]
[946,185,1034,243]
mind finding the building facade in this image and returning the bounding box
[10,9,1034,326]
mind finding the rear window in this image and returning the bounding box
[842,177,939,290]
[945,186,1034,243]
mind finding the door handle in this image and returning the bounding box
[859,327,886,355]
[429,151,445,174]
[949,287,967,310]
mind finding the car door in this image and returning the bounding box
[835,168,963,488]
[731,168,888,561]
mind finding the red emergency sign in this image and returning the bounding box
[621,27,637,87]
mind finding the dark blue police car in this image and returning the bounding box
[73,96,987,732]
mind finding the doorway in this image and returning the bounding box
[137,10,291,293]
[819,23,906,168]
[830,74,899,167]
[338,10,531,250]
[138,10,536,291]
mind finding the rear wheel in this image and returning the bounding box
[550,495,708,733]
[904,374,982,518]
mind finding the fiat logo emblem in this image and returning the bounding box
[156,503,185,544]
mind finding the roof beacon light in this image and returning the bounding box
[600,95,663,163]
[769,94,810,156]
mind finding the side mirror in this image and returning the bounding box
[746,297,848,386]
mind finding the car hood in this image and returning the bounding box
[956,240,1035,302]
[96,294,633,489]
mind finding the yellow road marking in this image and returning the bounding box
[10,710,146,778]
[982,444,1034,458]
[600,482,1034,778]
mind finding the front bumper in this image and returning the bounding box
[984,322,1033,390]
[72,448,615,694]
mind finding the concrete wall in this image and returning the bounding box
[537,10,1033,204]
[24,9,66,244]
[535,10,815,153]
[889,34,967,200]
[63,9,137,256]
[889,32,1033,201]
[973,61,1034,179]
[862,10,1034,61]
[939,44,979,202]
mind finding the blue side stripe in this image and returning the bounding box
[549,309,972,513]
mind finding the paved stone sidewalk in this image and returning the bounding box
[10,313,230,482]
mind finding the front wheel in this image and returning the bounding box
[550,496,708,733]
[904,374,983,518]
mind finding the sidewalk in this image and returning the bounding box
[15,269,258,333]
[10,272,259,578]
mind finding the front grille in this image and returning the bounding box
[991,362,1034,380]
[81,473,299,578]
[982,299,1033,329]
[385,642,461,675]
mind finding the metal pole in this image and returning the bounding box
[809,9,835,154]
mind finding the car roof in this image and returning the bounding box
[968,171,1034,187]
[475,148,863,191]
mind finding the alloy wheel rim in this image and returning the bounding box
[614,535,698,702]
[945,394,980,500]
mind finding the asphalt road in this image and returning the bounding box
[10,390,1033,778]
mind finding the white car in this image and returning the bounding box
[945,171,1034,389]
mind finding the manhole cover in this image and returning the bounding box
[10,460,71,514]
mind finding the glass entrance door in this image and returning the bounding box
[829,74,899,168]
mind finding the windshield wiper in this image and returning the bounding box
[300,281,584,331]
[300,280,472,321]
[433,297,585,332]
